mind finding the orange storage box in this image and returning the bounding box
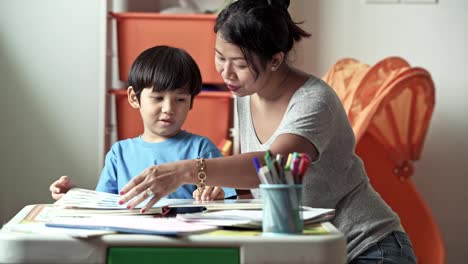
[111,12,223,84]
[109,90,233,149]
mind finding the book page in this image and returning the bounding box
[54,188,170,210]
[54,188,264,211]
[54,188,140,209]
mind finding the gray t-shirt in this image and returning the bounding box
[237,76,403,261]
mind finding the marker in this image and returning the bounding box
[291,158,300,183]
[276,154,284,168]
[269,161,281,183]
[284,170,295,185]
[290,152,299,171]
[264,150,273,170]
[252,157,261,172]
[272,160,284,184]
[298,156,310,183]
[259,166,272,184]
[285,153,293,171]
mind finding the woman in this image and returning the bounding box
[119,0,416,263]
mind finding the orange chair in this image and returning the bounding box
[323,57,445,264]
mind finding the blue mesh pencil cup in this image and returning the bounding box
[260,184,303,235]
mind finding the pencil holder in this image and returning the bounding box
[260,184,303,235]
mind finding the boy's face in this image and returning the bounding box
[129,87,191,142]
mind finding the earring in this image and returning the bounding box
[271,67,277,71]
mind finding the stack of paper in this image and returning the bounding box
[176,207,335,229]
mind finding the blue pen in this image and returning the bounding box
[252,157,261,172]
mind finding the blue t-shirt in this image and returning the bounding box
[96,130,236,199]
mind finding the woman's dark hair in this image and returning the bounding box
[215,0,311,77]
[128,45,202,108]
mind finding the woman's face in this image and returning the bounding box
[214,33,271,97]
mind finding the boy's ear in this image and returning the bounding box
[127,86,140,109]
[269,51,285,71]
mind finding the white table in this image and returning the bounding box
[0,205,347,264]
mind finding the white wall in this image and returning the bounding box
[0,0,106,224]
[290,0,468,263]
[0,0,224,224]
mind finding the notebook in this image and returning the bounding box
[45,215,217,236]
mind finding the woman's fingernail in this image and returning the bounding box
[119,191,125,195]
[118,200,124,205]
[126,205,131,209]
[141,209,146,214]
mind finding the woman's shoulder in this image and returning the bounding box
[293,75,342,107]
[296,75,335,96]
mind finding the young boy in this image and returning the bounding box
[50,45,236,201]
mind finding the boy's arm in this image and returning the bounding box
[95,145,119,194]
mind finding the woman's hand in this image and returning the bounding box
[49,176,75,200]
[193,186,225,201]
[118,160,193,213]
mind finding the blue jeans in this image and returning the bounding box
[350,231,417,264]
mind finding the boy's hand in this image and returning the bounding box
[49,176,75,200]
[193,186,225,201]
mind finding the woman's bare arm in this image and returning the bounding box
[119,133,316,212]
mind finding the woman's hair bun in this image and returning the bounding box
[238,0,290,10]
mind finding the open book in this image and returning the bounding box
[53,188,263,215]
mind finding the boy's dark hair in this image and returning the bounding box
[128,45,202,108]
[215,0,311,78]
